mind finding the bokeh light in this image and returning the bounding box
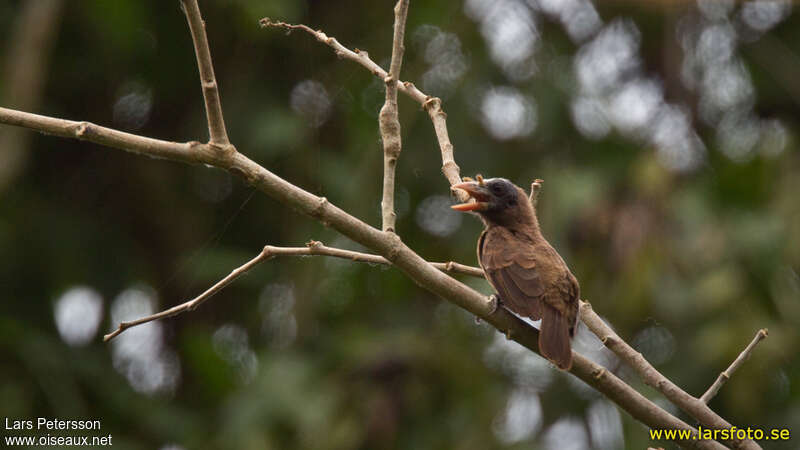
[290,80,332,127]
[415,195,463,237]
[480,86,537,140]
[213,323,258,384]
[259,282,297,349]
[543,416,588,450]
[112,81,153,131]
[110,286,180,395]
[492,388,542,444]
[53,286,103,347]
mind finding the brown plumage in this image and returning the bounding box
[451,177,580,370]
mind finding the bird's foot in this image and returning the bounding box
[487,294,501,315]
[475,295,501,324]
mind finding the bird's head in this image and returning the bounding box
[450,176,532,227]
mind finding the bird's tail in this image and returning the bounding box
[539,305,573,370]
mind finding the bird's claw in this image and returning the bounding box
[487,294,500,314]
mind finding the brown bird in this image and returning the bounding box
[451,176,579,370]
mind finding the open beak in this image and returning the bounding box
[451,181,491,211]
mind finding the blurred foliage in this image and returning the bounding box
[1,0,799,449]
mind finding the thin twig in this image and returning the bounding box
[378,0,410,232]
[104,240,482,341]
[259,17,467,203]
[700,329,769,404]
[103,248,271,342]
[181,0,231,147]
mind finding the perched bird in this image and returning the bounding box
[451,176,579,370]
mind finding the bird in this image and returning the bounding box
[451,175,580,370]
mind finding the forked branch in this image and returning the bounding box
[103,240,482,341]
[259,17,467,202]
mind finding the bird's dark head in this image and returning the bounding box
[451,176,532,227]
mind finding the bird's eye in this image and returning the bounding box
[490,184,504,195]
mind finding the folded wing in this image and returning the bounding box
[478,228,579,370]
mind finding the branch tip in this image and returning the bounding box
[700,328,769,405]
[181,0,230,146]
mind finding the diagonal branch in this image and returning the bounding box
[579,302,759,449]
[700,329,769,404]
[378,0,410,232]
[104,239,482,341]
[259,18,467,203]
[181,0,231,147]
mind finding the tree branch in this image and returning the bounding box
[700,329,769,404]
[0,107,211,164]
[181,0,231,147]
[378,0,410,232]
[104,239,483,341]
[259,18,468,203]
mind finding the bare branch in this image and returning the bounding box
[423,96,463,198]
[579,301,760,450]
[259,18,468,203]
[701,329,769,404]
[387,0,410,81]
[378,0,410,232]
[181,0,231,147]
[104,240,485,341]
[0,107,212,164]
[104,247,271,342]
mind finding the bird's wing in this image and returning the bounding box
[478,228,545,320]
[479,227,580,369]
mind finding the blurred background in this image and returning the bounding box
[1,0,798,448]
